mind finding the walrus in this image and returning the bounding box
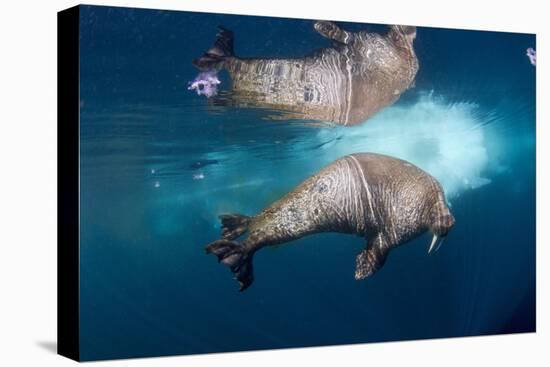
[205,153,454,291]
[193,21,419,126]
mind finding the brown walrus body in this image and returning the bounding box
[205,153,454,291]
[193,21,419,126]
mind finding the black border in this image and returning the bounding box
[57,5,80,362]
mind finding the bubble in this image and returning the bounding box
[187,71,221,97]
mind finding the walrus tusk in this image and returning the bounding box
[428,234,439,254]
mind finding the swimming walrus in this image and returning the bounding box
[193,21,419,126]
[205,153,454,291]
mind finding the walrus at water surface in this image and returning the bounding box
[205,153,455,291]
[193,21,419,126]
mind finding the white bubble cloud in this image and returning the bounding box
[312,92,496,199]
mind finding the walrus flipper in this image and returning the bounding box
[355,236,390,280]
[205,240,254,291]
[193,26,234,71]
[220,213,251,240]
[314,21,353,45]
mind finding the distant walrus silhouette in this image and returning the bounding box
[205,153,454,291]
[193,21,419,126]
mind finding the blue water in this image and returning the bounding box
[78,5,536,361]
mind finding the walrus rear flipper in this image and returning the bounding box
[193,26,234,71]
[220,213,251,240]
[206,240,254,291]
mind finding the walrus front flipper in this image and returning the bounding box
[355,236,390,280]
[205,240,254,291]
[193,26,234,71]
[314,21,353,45]
[220,214,251,240]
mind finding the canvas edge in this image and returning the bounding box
[57,4,81,362]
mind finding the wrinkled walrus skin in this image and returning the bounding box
[193,21,419,126]
[205,153,454,291]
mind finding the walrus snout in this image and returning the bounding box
[427,202,455,253]
[314,20,345,42]
[314,20,335,34]
[432,212,455,236]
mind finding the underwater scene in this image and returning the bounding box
[78,5,536,361]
